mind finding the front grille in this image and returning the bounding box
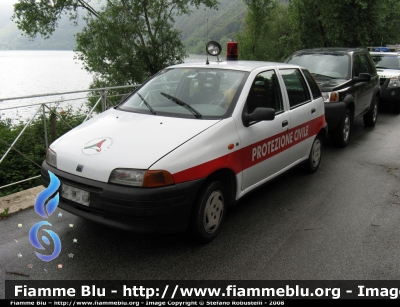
[380,78,388,86]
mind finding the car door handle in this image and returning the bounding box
[311,108,316,114]
[282,120,288,127]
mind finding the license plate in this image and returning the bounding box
[61,184,90,206]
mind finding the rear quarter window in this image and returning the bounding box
[302,69,322,99]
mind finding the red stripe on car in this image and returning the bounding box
[173,114,325,184]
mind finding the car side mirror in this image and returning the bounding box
[353,73,371,83]
[242,107,275,127]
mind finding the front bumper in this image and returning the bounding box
[324,102,347,132]
[380,78,400,102]
[41,162,204,233]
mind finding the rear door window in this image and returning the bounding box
[280,68,311,109]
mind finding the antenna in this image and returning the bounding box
[381,37,383,47]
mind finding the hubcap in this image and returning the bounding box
[343,115,350,142]
[203,190,224,234]
[311,139,321,168]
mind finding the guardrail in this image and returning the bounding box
[0,84,140,192]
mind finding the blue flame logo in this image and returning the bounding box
[29,171,62,261]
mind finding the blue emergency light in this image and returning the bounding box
[375,47,390,52]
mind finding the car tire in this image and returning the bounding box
[331,109,352,148]
[363,96,379,126]
[393,101,400,114]
[304,134,322,173]
[190,180,226,243]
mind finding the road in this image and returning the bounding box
[1,109,400,299]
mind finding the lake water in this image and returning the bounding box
[0,51,207,121]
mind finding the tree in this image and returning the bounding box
[288,0,400,48]
[238,0,400,62]
[12,0,219,88]
[235,0,277,61]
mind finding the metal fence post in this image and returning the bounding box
[101,90,106,112]
[42,104,49,149]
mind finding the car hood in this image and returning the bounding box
[376,68,400,78]
[313,76,350,92]
[50,108,219,182]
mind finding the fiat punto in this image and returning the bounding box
[41,42,328,243]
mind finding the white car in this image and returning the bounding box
[41,42,328,243]
[370,51,400,113]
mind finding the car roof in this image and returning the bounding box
[289,47,367,55]
[167,60,303,72]
[369,51,400,57]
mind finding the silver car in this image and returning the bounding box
[370,51,400,113]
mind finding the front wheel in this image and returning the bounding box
[331,109,352,148]
[304,134,322,173]
[363,96,379,127]
[190,181,226,243]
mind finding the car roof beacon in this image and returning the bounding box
[226,41,238,61]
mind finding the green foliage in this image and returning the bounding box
[236,0,278,61]
[74,0,219,88]
[0,106,87,197]
[11,0,98,39]
[237,0,400,62]
[0,207,10,218]
[236,0,299,62]
[176,0,247,55]
[0,2,84,50]
[288,0,400,49]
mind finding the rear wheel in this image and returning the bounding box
[331,109,352,148]
[304,134,322,173]
[190,180,226,243]
[363,96,379,126]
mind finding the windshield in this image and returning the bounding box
[371,55,400,70]
[286,53,350,79]
[118,68,248,119]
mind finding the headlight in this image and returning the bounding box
[46,148,57,168]
[109,169,174,187]
[322,91,339,103]
[388,76,400,88]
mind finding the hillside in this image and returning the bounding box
[0,2,86,50]
[176,0,247,54]
[0,0,247,52]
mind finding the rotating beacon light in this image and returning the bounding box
[226,41,238,60]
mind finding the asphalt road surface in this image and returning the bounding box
[1,109,400,299]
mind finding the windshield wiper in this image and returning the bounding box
[137,92,156,115]
[160,92,202,119]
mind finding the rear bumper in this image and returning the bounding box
[41,162,204,233]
